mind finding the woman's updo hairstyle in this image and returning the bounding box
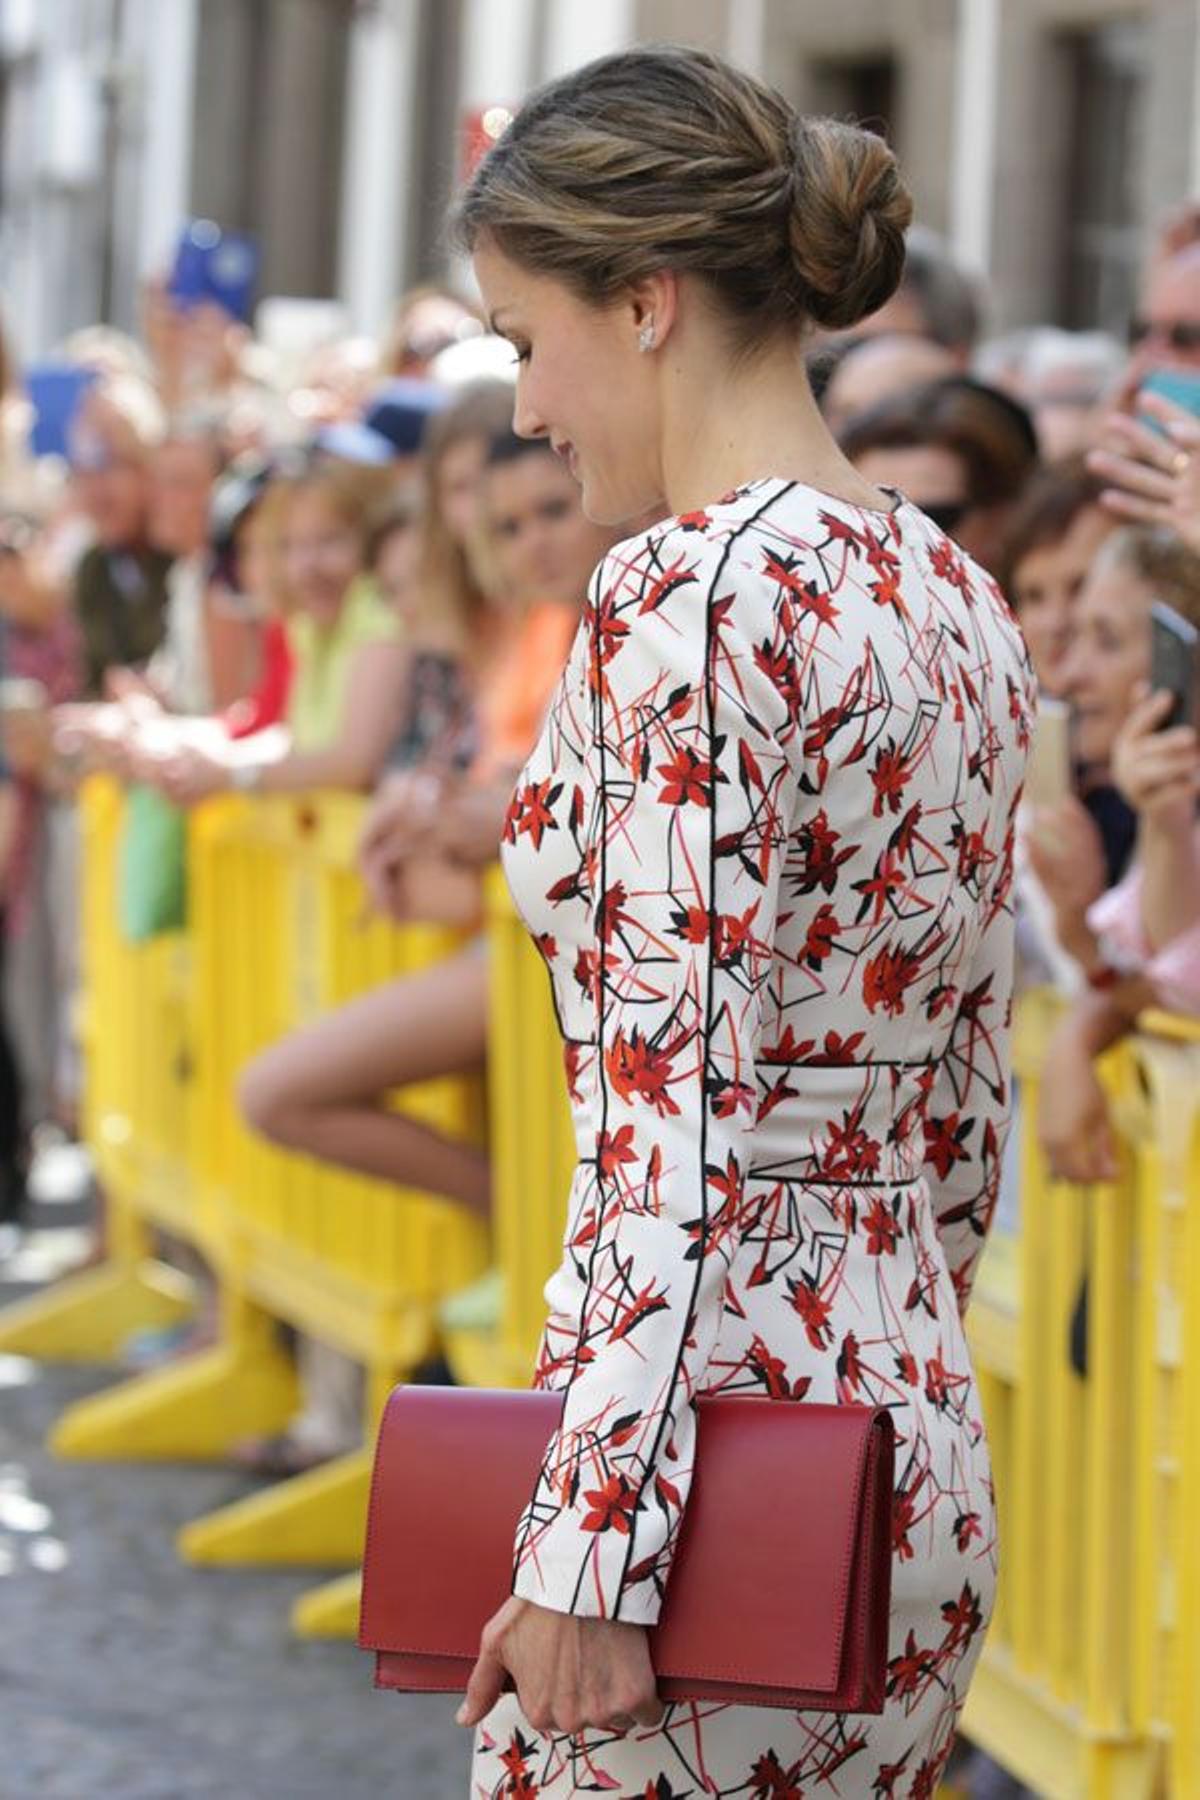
[452,44,913,345]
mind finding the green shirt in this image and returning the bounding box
[286,576,402,751]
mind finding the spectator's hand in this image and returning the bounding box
[156,746,229,807]
[1111,684,1200,830]
[429,778,509,866]
[1,705,53,778]
[1038,1014,1120,1185]
[1087,394,1200,553]
[1026,796,1108,955]
[357,770,445,915]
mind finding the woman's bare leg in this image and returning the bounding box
[238,946,491,1215]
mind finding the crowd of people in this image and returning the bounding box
[0,204,1197,1486]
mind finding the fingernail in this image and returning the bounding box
[455,1704,468,1725]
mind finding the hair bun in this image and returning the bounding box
[785,117,913,332]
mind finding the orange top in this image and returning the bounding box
[472,600,580,781]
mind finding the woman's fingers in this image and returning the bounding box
[1087,446,1176,505]
[457,1639,509,1728]
[1138,389,1200,444]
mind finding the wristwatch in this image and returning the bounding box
[229,761,263,793]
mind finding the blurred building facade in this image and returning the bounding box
[1,0,1198,361]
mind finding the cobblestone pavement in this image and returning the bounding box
[0,1182,470,1799]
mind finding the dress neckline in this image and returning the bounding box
[728,474,908,521]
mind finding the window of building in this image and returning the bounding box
[807,55,896,141]
[1059,20,1147,335]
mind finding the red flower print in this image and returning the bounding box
[862,944,922,1017]
[822,1107,882,1180]
[892,1487,916,1561]
[793,808,859,895]
[604,1026,682,1115]
[864,1195,900,1256]
[895,1349,919,1386]
[513,778,561,849]
[954,1509,983,1552]
[656,746,714,807]
[802,903,841,969]
[499,1728,541,1795]
[886,1628,934,1699]
[762,548,840,628]
[597,880,629,943]
[804,1029,866,1066]
[788,1276,833,1349]
[761,1025,816,1064]
[598,1124,638,1176]
[581,1473,637,1534]
[837,1329,863,1395]
[940,1581,984,1650]
[668,903,710,943]
[749,1748,804,1798]
[870,739,913,817]
[922,1111,973,1181]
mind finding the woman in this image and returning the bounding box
[997,455,1115,699]
[450,45,1033,1795]
[153,459,405,801]
[1034,526,1200,1183]
[839,375,1039,577]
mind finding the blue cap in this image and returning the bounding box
[363,379,449,455]
[314,421,398,466]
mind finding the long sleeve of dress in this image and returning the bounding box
[510,526,794,1624]
[921,807,1020,1317]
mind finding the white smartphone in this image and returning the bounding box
[1024,696,1072,808]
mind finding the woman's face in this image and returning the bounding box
[436,435,489,548]
[473,239,661,526]
[484,451,614,606]
[280,490,362,624]
[1010,504,1113,696]
[1060,559,1152,767]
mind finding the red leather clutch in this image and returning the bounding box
[359,1386,894,1714]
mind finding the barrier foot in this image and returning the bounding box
[50,1326,298,1461]
[291,1568,362,1641]
[0,1258,194,1362]
[179,1447,370,1567]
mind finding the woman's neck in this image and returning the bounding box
[658,337,892,518]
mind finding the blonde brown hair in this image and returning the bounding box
[263,460,394,613]
[413,379,514,647]
[453,44,912,344]
[1099,526,1200,633]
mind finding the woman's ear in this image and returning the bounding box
[627,270,680,353]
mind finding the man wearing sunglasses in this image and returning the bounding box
[1123,235,1200,393]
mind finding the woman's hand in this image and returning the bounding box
[1025,795,1107,961]
[1038,1012,1119,1185]
[430,778,510,866]
[1111,684,1200,830]
[1086,393,1200,553]
[357,770,446,916]
[457,1595,664,1737]
[155,745,230,807]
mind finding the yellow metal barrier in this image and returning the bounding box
[443,866,575,1388]
[0,779,489,1637]
[964,998,1200,1798]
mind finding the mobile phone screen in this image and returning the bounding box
[1150,601,1199,730]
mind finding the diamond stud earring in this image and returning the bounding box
[638,320,656,353]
